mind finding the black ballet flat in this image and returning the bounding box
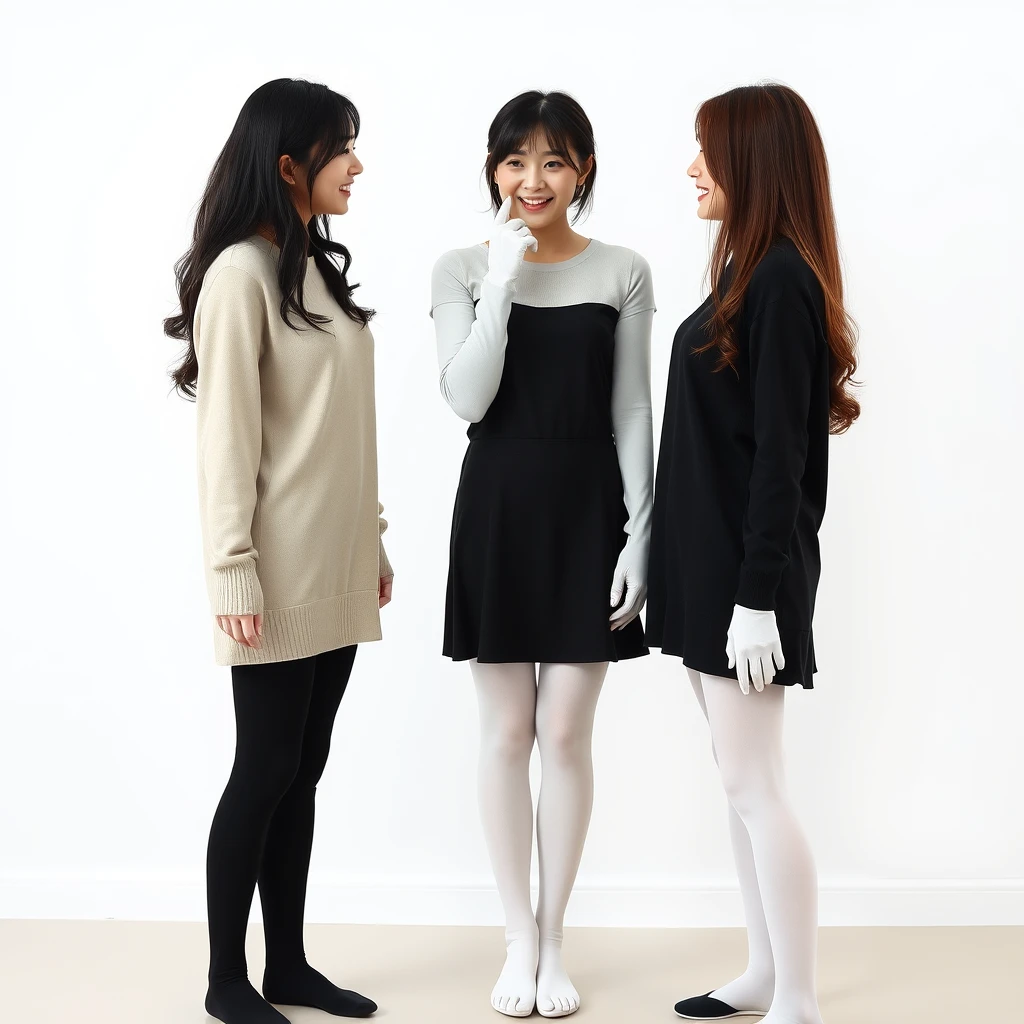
[674,991,766,1019]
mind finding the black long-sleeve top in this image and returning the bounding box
[646,237,831,687]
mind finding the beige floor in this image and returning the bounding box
[1,921,1020,1023]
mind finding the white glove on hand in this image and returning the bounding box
[726,604,786,694]
[485,195,538,287]
[609,540,648,630]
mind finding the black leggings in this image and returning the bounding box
[206,644,357,986]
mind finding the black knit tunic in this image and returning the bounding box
[646,238,831,688]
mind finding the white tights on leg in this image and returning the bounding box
[471,660,607,1018]
[534,662,607,1016]
[473,662,538,1017]
[688,669,824,1024]
[688,670,776,1014]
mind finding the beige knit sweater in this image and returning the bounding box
[193,236,392,666]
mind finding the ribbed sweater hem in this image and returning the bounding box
[213,589,382,667]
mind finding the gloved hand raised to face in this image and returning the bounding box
[726,603,786,694]
[485,195,538,288]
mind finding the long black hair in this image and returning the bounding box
[164,78,374,399]
[483,91,597,223]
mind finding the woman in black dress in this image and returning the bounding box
[430,91,655,1019]
[646,85,860,1023]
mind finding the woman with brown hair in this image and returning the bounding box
[646,83,860,1023]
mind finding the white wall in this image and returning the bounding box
[2,0,1022,926]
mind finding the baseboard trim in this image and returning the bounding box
[2,876,1021,926]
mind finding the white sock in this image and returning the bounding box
[696,671,824,1024]
[491,933,539,1017]
[533,662,607,1017]
[536,938,579,1018]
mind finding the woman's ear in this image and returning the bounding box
[277,154,298,186]
[578,153,595,185]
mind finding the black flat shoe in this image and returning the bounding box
[674,992,767,1020]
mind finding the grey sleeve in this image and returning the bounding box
[430,250,515,424]
[610,252,655,553]
[621,249,656,318]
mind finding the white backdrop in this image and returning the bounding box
[2,0,1022,927]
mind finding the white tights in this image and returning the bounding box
[688,668,824,1024]
[471,660,608,1018]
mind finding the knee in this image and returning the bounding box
[482,716,535,764]
[716,758,782,823]
[290,738,332,792]
[241,744,304,804]
[535,715,586,766]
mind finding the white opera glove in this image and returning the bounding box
[726,603,786,694]
[609,538,648,630]
[484,195,538,287]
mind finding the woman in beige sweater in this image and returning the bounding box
[164,79,390,1024]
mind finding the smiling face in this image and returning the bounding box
[309,143,363,216]
[688,148,726,221]
[492,131,592,229]
[280,141,364,219]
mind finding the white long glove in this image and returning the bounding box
[485,195,538,286]
[607,256,655,632]
[432,197,537,422]
[726,604,786,694]
[609,541,648,630]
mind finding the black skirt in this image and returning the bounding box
[442,301,648,664]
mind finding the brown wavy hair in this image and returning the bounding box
[695,83,860,434]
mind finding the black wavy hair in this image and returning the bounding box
[483,90,597,224]
[164,78,374,399]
